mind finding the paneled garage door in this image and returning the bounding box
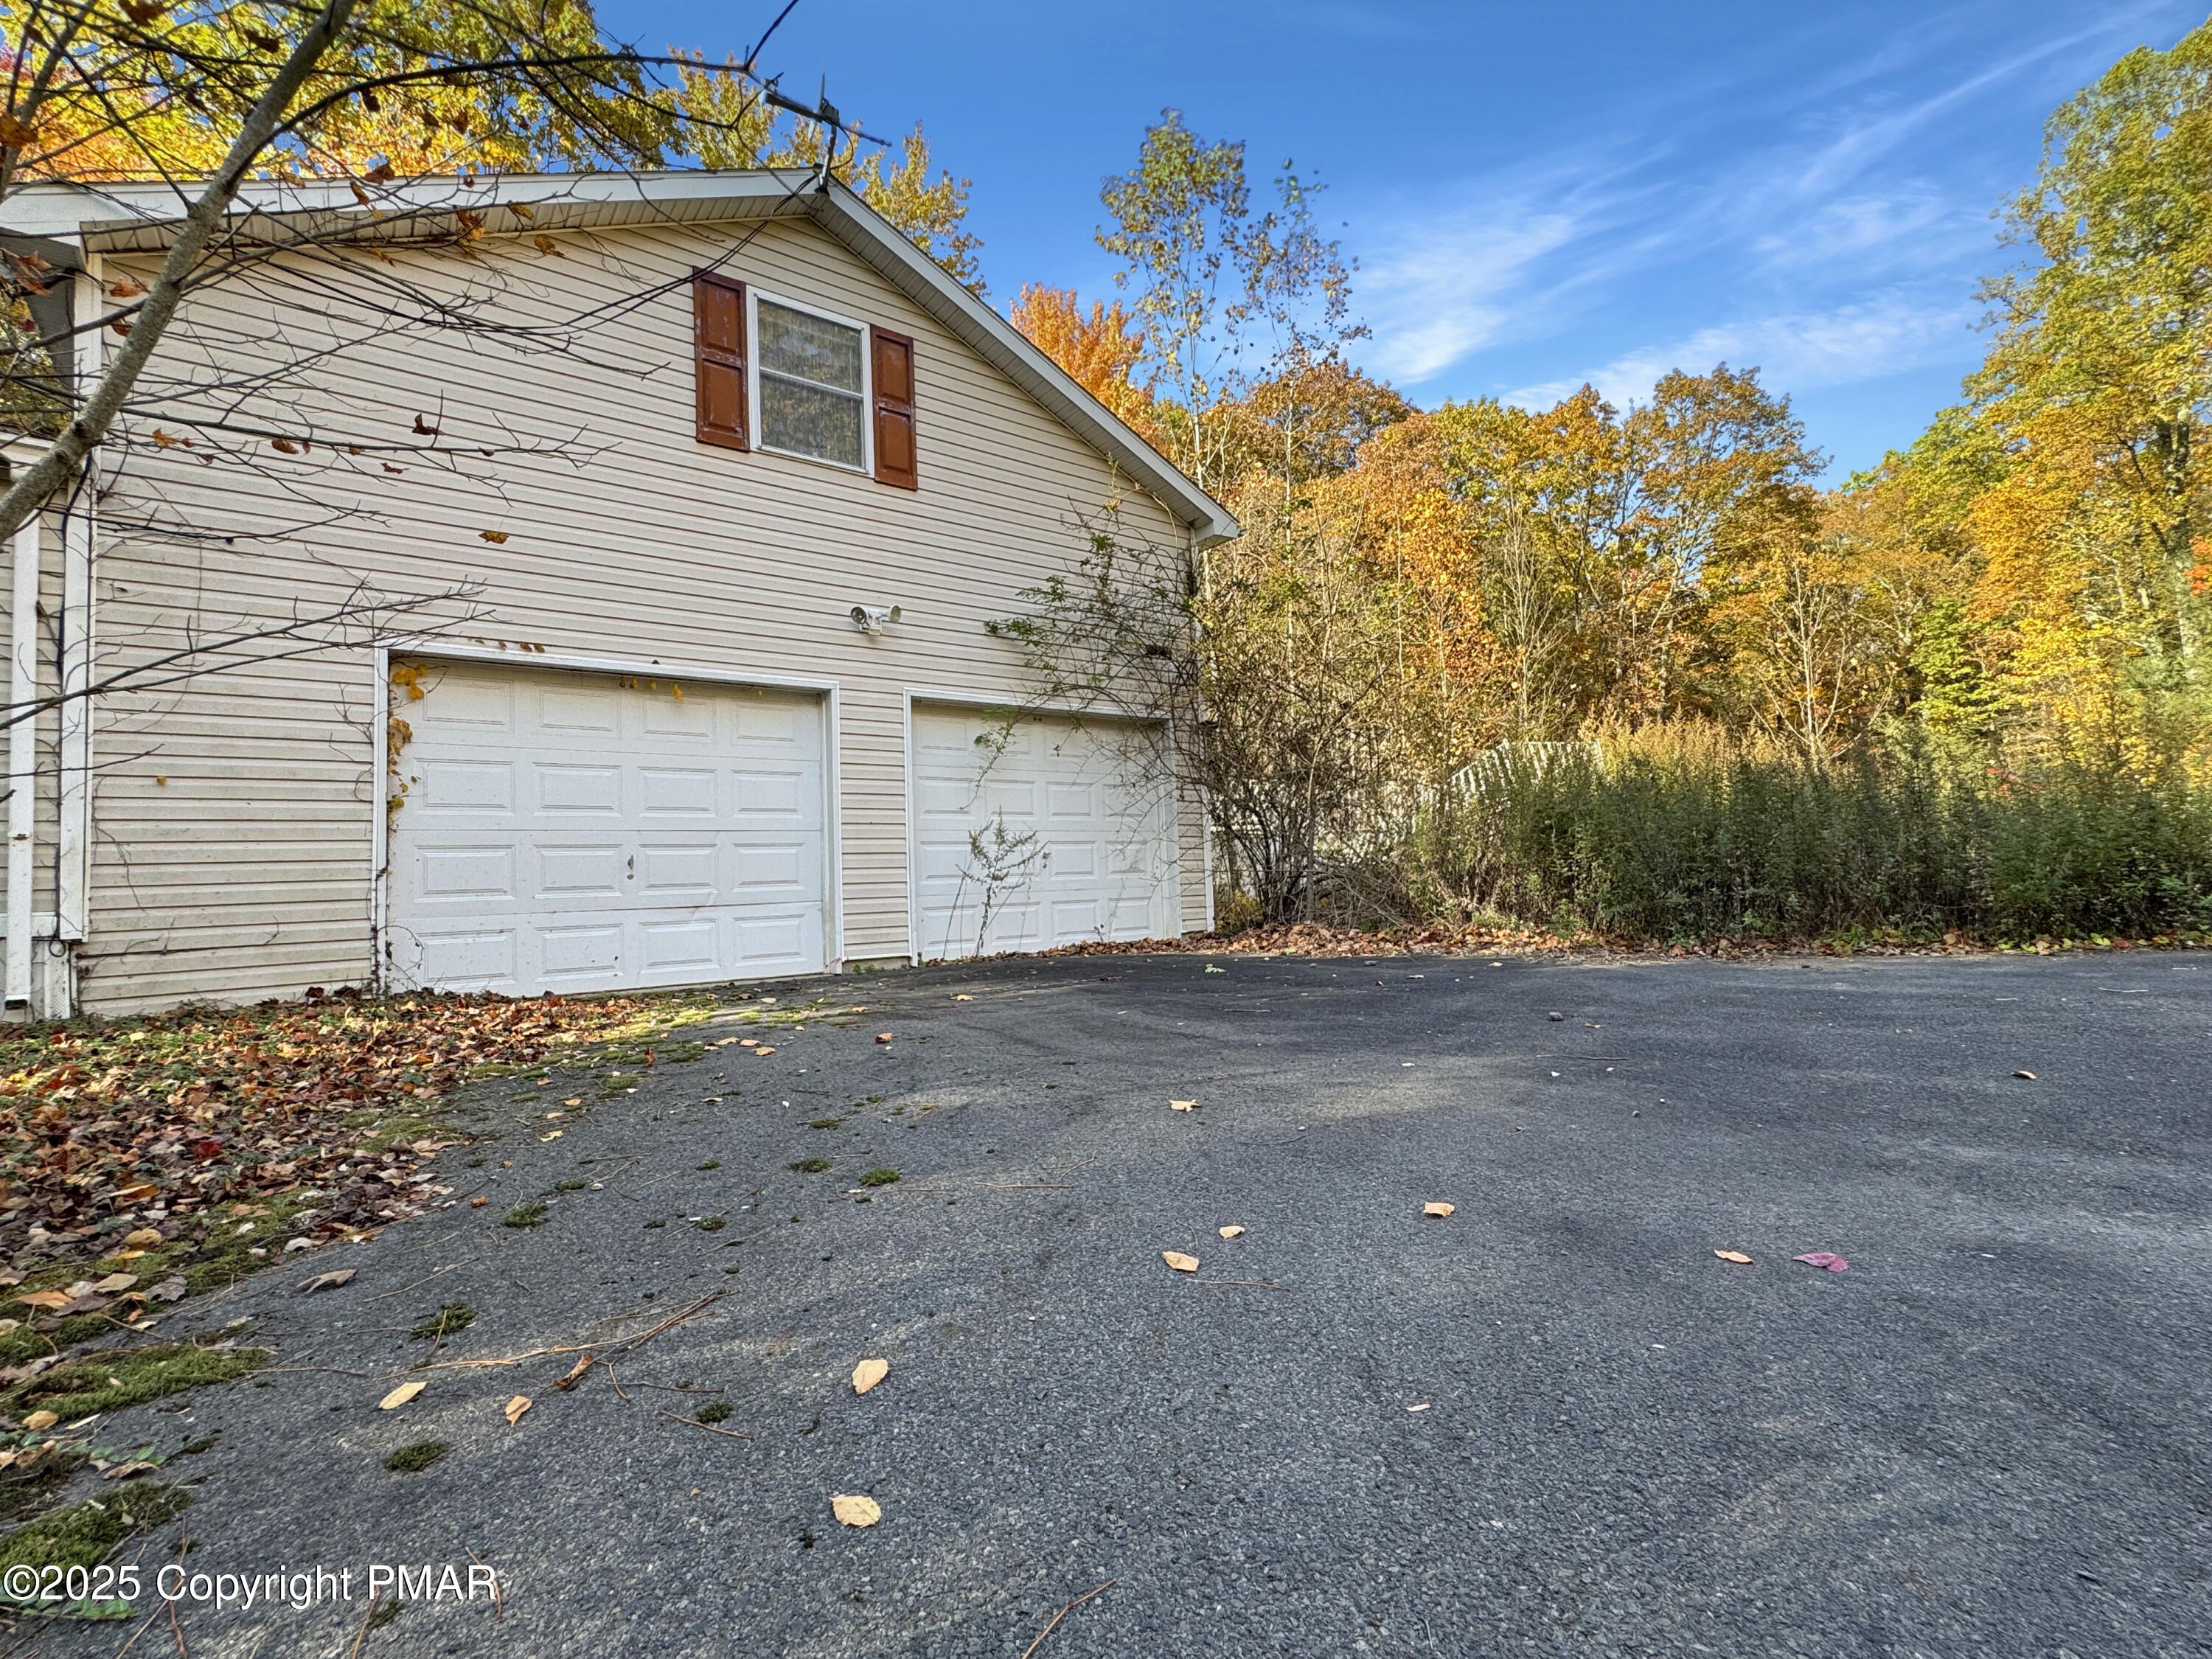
[912,704,1178,961]
[387,661,827,995]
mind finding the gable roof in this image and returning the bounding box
[0,168,1239,546]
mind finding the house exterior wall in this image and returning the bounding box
[70,208,1207,1014]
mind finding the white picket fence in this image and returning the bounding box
[1444,740,1602,807]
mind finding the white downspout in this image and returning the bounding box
[7,512,37,1014]
[53,255,101,1016]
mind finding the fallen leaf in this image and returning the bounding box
[92,1273,137,1293]
[1422,1202,1455,1218]
[1162,1251,1199,1273]
[953,994,972,1001]
[479,529,509,544]
[15,1290,69,1311]
[754,1046,773,1057]
[1792,1252,1850,1273]
[1218,1225,1245,1239]
[297,1269,355,1294]
[1170,1099,1197,1112]
[470,1196,487,1208]
[852,1357,888,1396]
[100,1460,159,1481]
[122,1228,164,1249]
[553,1353,594,1391]
[562,1096,582,1106]
[145,1278,187,1304]
[2012,1070,2037,1080]
[1713,1251,1754,1265]
[22,1411,57,1431]
[875,1032,894,1043]
[504,1394,532,1425]
[1406,1402,1430,1412]
[831,1494,881,1528]
[378,1381,425,1411]
[112,1182,159,1205]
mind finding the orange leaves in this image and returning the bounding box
[0,987,689,1270]
[1009,284,1161,449]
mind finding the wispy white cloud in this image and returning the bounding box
[1346,3,2166,409]
[1358,199,1590,381]
[1500,291,1981,414]
[1354,151,1667,382]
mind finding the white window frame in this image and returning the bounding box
[747,286,874,476]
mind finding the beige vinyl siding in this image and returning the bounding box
[77,212,1200,1011]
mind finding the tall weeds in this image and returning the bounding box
[1391,726,2212,943]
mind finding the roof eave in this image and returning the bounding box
[798,184,1235,545]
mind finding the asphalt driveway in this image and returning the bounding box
[25,950,2212,1658]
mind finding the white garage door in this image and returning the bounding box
[912,704,1178,961]
[388,661,827,995]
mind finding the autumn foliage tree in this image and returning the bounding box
[997,32,2212,934]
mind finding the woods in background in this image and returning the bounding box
[1001,24,2212,942]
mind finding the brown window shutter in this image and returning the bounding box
[695,273,748,451]
[872,327,918,490]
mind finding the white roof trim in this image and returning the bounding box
[0,168,1238,545]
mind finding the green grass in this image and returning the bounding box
[696,1399,732,1425]
[502,1203,548,1229]
[409,1304,474,1342]
[788,1158,830,1174]
[383,1441,448,1473]
[693,1216,725,1232]
[0,1485,190,1580]
[8,1343,268,1420]
[858,1168,901,1187]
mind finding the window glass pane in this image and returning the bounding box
[760,372,865,467]
[758,301,863,393]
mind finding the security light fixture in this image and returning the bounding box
[850,605,901,635]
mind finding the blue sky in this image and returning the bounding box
[601,0,2207,479]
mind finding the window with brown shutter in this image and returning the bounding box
[872,327,917,490]
[694,273,748,451]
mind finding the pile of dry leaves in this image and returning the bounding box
[0,988,684,1270]
[1041,920,1593,959]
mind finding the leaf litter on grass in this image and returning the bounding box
[0,988,740,1279]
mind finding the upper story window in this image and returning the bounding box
[757,297,866,470]
[692,272,919,491]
